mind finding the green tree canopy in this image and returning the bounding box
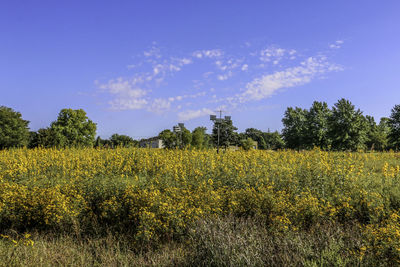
[240,137,256,151]
[244,128,267,149]
[158,129,177,149]
[328,99,367,151]
[109,134,137,148]
[0,106,30,149]
[211,118,238,149]
[282,107,308,150]
[304,101,331,149]
[388,105,400,150]
[191,127,207,149]
[365,116,389,151]
[179,126,192,148]
[262,130,285,150]
[49,109,97,147]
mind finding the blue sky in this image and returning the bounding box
[1,1,400,139]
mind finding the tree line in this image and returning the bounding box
[282,99,400,151]
[1,98,400,151]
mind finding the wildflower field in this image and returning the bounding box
[1,147,400,266]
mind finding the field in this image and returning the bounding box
[1,148,400,266]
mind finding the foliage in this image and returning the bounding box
[262,130,285,150]
[0,106,30,149]
[1,148,400,264]
[191,127,208,149]
[328,99,368,151]
[110,134,137,148]
[240,137,255,150]
[243,128,267,149]
[365,116,389,151]
[211,118,238,149]
[179,126,192,148]
[37,109,97,148]
[304,101,331,149]
[282,107,308,149]
[388,104,400,150]
[158,129,177,149]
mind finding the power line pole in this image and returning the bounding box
[210,110,231,154]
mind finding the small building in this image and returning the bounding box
[139,137,164,148]
[251,140,258,149]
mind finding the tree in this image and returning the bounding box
[0,106,30,149]
[328,99,367,151]
[28,128,57,148]
[179,126,192,148]
[49,109,97,147]
[244,128,267,149]
[158,129,177,149]
[387,105,400,150]
[365,116,389,151]
[282,107,308,150]
[211,118,238,150]
[191,127,207,149]
[109,134,137,148]
[304,101,331,149]
[240,137,255,150]
[262,130,285,150]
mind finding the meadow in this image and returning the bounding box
[1,147,400,266]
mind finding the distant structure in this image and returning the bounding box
[250,140,258,149]
[139,137,164,148]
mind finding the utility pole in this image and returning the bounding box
[173,123,185,149]
[210,110,231,154]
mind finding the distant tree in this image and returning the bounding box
[328,99,367,151]
[365,116,389,151]
[180,126,192,148]
[109,134,137,148]
[32,128,56,148]
[262,130,285,150]
[304,101,331,149]
[282,107,308,150]
[28,131,39,148]
[0,106,30,149]
[211,118,238,149]
[388,105,400,150]
[191,127,207,149]
[94,136,103,148]
[240,137,255,151]
[159,129,177,149]
[49,109,97,147]
[244,128,267,149]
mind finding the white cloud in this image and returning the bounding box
[98,41,344,118]
[192,49,223,59]
[239,56,343,102]
[329,40,344,49]
[217,71,233,81]
[98,77,148,110]
[148,98,172,113]
[109,98,148,110]
[260,47,286,62]
[258,47,297,64]
[143,45,161,58]
[178,108,213,121]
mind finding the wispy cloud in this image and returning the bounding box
[192,49,224,59]
[178,108,214,121]
[329,40,344,49]
[239,56,343,102]
[96,41,344,120]
[259,47,297,64]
